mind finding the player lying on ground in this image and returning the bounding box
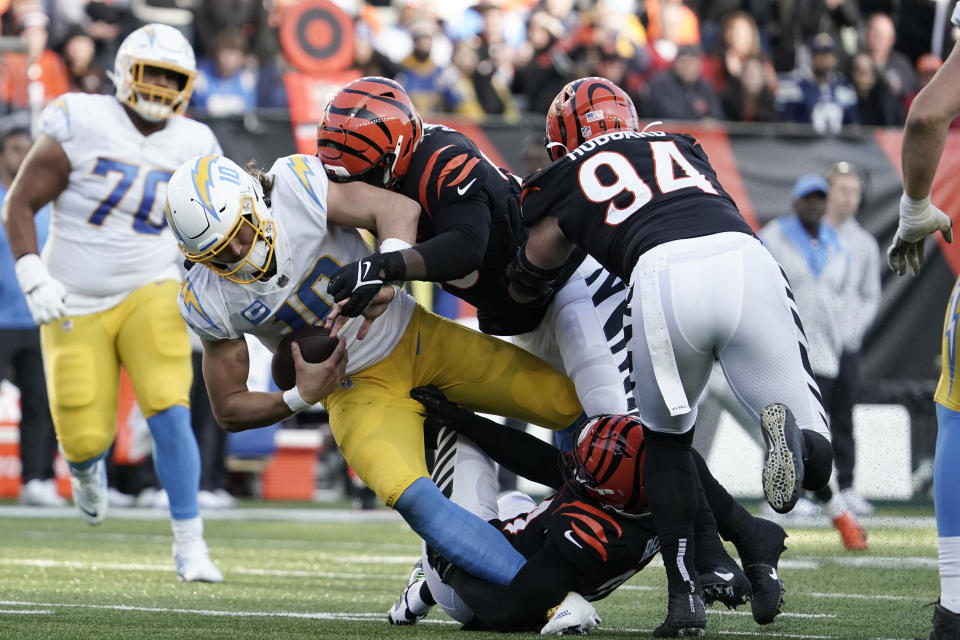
[387,386,788,633]
[165,152,587,587]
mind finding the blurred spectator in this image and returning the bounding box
[191,30,258,117]
[512,10,574,114]
[776,33,859,134]
[643,2,701,76]
[849,51,904,126]
[59,27,109,94]
[703,11,769,92]
[470,1,519,116]
[395,19,465,115]
[520,133,550,175]
[797,0,862,69]
[721,54,778,122]
[903,54,960,129]
[589,40,646,109]
[451,39,517,118]
[824,161,880,516]
[862,12,916,101]
[639,44,723,120]
[0,124,60,507]
[193,0,276,64]
[0,1,67,113]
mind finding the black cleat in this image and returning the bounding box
[700,564,752,610]
[653,591,707,638]
[734,518,788,624]
[744,563,785,625]
[760,404,805,514]
[923,601,960,639]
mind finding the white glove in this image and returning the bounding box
[887,193,953,276]
[14,254,67,325]
[540,592,601,635]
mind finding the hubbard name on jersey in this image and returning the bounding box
[521,130,754,282]
[178,154,416,374]
[38,92,221,315]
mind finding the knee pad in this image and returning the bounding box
[801,429,833,491]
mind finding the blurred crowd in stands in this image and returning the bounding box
[0,0,956,132]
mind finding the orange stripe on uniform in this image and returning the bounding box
[419,144,453,218]
[446,157,480,188]
[571,521,608,562]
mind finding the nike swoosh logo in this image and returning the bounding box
[456,178,477,195]
[78,505,99,518]
[361,261,372,280]
[564,530,583,549]
[713,571,734,581]
[769,568,778,580]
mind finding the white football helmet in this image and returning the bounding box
[113,23,196,122]
[165,155,276,284]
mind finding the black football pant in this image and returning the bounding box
[0,329,57,483]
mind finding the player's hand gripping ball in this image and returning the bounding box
[271,326,340,391]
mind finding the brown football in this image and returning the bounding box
[271,325,339,391]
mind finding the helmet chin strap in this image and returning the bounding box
[545,141,568,160]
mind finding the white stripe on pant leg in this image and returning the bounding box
[635,255,690,416]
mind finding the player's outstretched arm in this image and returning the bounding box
[201,336,346,432]
[888,40,960,276]
[326,180,420,246]
[2,134,70,324]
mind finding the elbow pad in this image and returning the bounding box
[505,249,564,306]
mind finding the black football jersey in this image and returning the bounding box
[500,484,659,601]
[396,124,545,334]
[521,131,756,281]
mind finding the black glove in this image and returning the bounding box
[410,385,464,427]
[326,252,406,317]
[504,247,563,307]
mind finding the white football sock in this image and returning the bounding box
[406,580,432,615]
[939,536,960,613]
[172,516,204,542]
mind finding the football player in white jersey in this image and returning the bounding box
[886,5,960,637]
[2,24,222,582]
[166,152,586,589]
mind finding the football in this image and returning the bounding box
[271,325,339,391]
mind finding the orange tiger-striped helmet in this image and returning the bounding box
[564,414,647,513]
[317,76,423,189]
[545,76,640,161]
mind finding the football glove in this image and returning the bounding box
[541,592,601,635]
[887,193,953,276]
[410,385,465,427]
[14,254,66,325]
[326,252,406,317]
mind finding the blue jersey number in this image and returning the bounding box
[88,158,172,235]
[274,256,342,331]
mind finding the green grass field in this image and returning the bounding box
[0,503,939,640]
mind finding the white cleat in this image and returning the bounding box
[19,478,66,507]
[173,538,223,583]
[70,459,108,525]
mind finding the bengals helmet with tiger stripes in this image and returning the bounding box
[545,76,640,161]
[564,414,647,514]
[317,76,423,189]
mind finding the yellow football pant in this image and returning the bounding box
[40,280,192,463]
[323,306,582,507]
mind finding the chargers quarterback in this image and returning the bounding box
[1,24,222,582]
[165,151,586,587]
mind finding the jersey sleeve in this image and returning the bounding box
[178,274,234,341]
[269,154,329,229]
[38,94,73,144]
[416,141,495,218]
[520,163,566,227]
